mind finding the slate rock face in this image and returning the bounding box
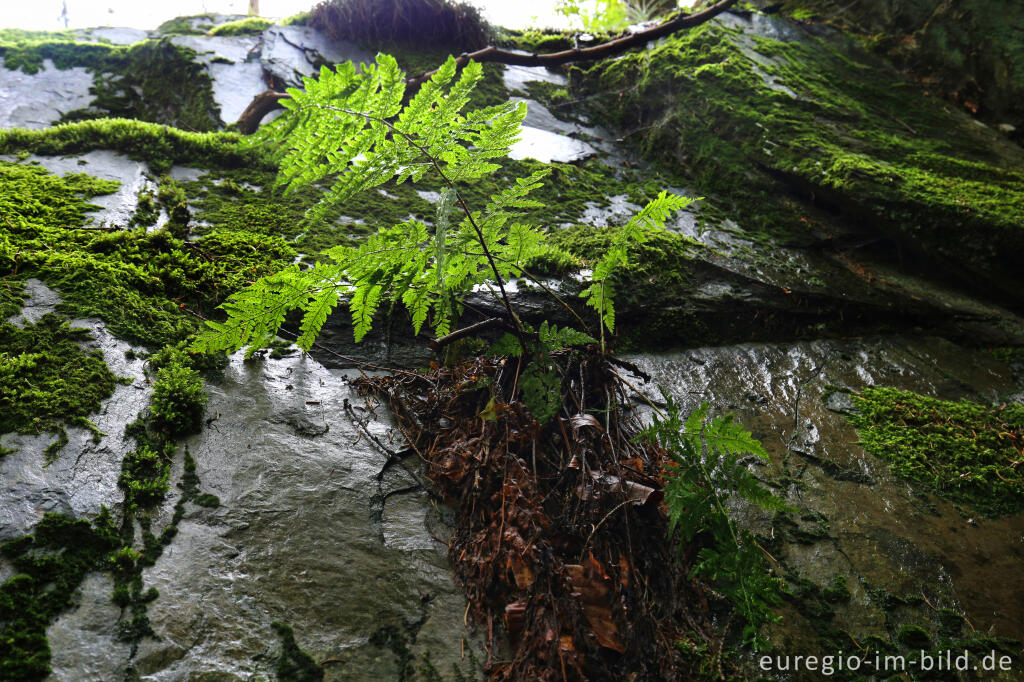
[0,59,93,129]
[0,8,1022,681]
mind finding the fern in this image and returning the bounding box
[193,55,541,354]
[640,392,790,651]
[192,53,692,361]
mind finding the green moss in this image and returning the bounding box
[0,509,120,680]
[573,18,1024,296]
[149,362,207,436]
[280,12,310,27]
[208,17,274,36]
[0,315,119,461]
[0,278,25,319]
[498,28,575,53]
[845,387,1024,516]
[822,575,850,604]
[0,119,256,174]
[0,37,221,130]
[896,624,931,649]
[272,622,325,682]
[155,14,221,36]
[119,442,171,509]
[1,158,294,347]
[775,0,1024,132]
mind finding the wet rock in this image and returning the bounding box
[120,353,481,680]
[0,286,150,541]
[509,125,597,163]
[170,35,265,125]
[47,573,131,682]
[76,27,151,45]
[629,336,1024,649]
[261,25,373,87]
[0,58,93,129]
[8,278,61,325]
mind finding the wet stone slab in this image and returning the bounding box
[0,58,94,129]
[109,353,484,681]
[627,336,1024,653]
[1,283,150,541]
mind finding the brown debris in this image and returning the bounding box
[353,348,722,681]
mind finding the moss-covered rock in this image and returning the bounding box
[573,13,1024,301]
[763,0,1024,138]
[844,386,1024,516]
[0,35,221,130]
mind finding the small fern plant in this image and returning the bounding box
[190,53,690,357]
[640,392,790,650]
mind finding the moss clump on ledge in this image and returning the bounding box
[208,17,274,36]
[845,387,1024,516]
[0,119,258,174]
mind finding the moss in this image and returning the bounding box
[773,0,1024,133]
[0,36,221,130]
[0,509,120,680]
[573,18,1024,297]
[0,119,256,174]
[119,442,171,509]
[370,623,415,681]
[149,362,207,436]
[498,28,575,53]
[1,158,294,347]
[208,17,274,36]
[155,14,222,36]
[821,575,850,604]
[280,12,311,27]
[272,622,325,682]
[845,387,1024,516]
[0,315,119,461]
[895,624,932,649]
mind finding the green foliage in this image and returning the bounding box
[309,0,490,51]
[556,0,629,33]
[844,387,1024,516]
[641,393,789,650]
[0,509,120,681]
[193,55,551,353]
[149,362,207,436]
[0,314,119,461]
